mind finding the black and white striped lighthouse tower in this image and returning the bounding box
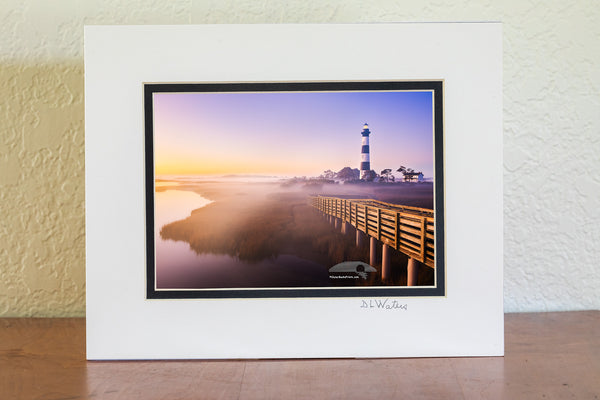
[360,123,371,179]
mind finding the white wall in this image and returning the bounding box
[0,0,598,315]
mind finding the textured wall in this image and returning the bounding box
[0,1,598,316]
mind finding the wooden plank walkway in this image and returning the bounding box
[309,196,435,268]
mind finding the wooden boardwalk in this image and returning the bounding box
[309,196,435,268]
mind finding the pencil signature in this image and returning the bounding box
[360,299,407,310]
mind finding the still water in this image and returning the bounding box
[154,189,329,289]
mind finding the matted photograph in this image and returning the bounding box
[145,81,444,298]
[86,23,502,359]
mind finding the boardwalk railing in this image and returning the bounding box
[309,196,435,268]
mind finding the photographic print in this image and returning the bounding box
[145,81,444,298]
[87,24,502,359]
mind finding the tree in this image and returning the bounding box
[337,167,360,182]
[320,169,336,180]
[380,168,394,182]
[397,166,415,182]
[363,170,378,182]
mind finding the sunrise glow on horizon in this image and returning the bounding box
[153,90,435,178]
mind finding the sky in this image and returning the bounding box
[153,89,435,178]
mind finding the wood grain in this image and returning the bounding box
[0,312,598,399]
[311,196,435,267]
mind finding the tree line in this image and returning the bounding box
[318,166,420,183]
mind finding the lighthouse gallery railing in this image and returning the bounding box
[309,196,435,268]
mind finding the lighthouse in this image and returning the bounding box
[360,123,371,180]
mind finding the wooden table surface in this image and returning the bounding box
[1,311,598,399]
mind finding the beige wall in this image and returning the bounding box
[1,1,599,316]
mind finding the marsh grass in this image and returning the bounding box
[159,182,434,286]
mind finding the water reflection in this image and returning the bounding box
[154,189,329,289]
[154,190,212,237]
